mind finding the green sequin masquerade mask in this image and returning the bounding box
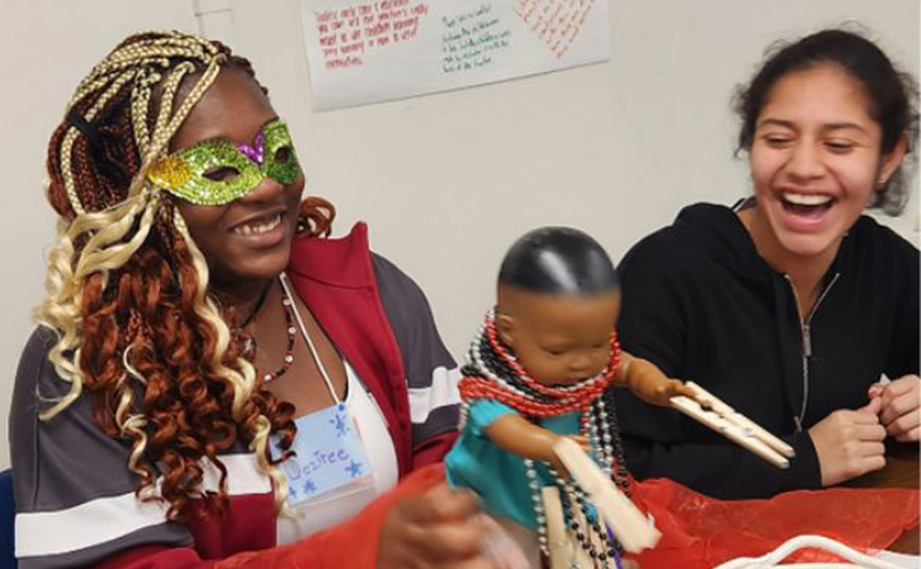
[147,118,301,205]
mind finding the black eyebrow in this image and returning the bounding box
[822,121,869,135]
[757,118,869,135]
[757,118,796,131]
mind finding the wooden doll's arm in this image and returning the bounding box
[484,414,560,463]
[616,351,695,406]
[484,414,586,473]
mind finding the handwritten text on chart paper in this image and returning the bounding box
[301,0,610,110]
[441,4,512,73]
[514,0,595,57]
[315,0,431,69]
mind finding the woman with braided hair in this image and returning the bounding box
[10,30,501,569]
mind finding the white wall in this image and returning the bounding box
[2,0,918,469]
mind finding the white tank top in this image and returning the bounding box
[276,360,399,544]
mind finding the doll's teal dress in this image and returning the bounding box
[444,399,585,530]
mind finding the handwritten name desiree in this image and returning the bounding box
[286,448,351,479]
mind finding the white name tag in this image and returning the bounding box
[272,403,374,506]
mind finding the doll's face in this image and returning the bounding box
[496,286,620,386]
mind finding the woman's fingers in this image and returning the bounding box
[877,376,920,439]
[379,484,495,569]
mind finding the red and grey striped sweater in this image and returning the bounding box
[10,223,460,569]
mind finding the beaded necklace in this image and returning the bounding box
[262,294,297,383]
[235,283,298,383]
[458,310,632,569]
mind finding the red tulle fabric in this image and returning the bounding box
[214,466,918,568]
[630,477,920,568]
[216,464,444,569]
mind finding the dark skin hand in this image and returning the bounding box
[378,484,510,569]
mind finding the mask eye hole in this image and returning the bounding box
[273,146,292,164]
[203,166,241,182]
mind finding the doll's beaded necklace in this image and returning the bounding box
[458,310,632,569]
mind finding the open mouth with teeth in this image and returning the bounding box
[780,192,834,217]
[231,213,284,236]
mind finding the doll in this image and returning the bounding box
[445,226,694,569]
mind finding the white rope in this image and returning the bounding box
[711,535,905,569]
[278,272,340,404]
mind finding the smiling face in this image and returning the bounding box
[747,64,905,266]
[171,67,305,291]
[496,285,620,387]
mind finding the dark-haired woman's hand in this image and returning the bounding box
[870,375,921,442]
[378,483,523,569]
[809,397,887,486]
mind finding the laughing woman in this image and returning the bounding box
[612,29,920,499]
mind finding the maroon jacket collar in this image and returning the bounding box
[285,223,413,476]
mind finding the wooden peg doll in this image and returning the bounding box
[445,226,692,569]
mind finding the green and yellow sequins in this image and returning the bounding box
[262,120,301,186]
[147,118,301,205]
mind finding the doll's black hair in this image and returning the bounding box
[498,227,619,295]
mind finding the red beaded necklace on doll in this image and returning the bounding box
[458,311,621,418]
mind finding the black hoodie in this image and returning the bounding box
[613,203,919,499]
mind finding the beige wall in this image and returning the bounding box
[2,0,918,468]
